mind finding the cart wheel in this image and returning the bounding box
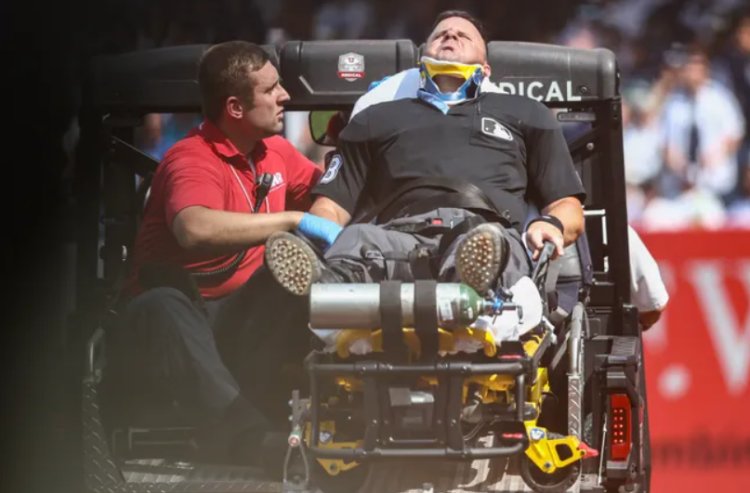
[519,434,581,493]
[312,462,369,493]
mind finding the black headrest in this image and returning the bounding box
[487,42,618,103]
[280,40,418,110]
[88,44,279,112]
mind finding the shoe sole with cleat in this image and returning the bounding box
[265,232,322,296]
[455,223,507,295]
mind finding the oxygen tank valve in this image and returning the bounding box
[483,291,519,318]
[496,285,514,300]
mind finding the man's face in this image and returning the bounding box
[424,16,487,68]
[242,61,290,137]
[737,18,750,54]
[680,54,709,92]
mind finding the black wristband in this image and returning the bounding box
[526,215,564,235]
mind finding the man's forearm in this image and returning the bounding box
[309,196,351,226]
[543,197,584,246]
[173,206,303,252]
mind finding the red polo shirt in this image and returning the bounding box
[129,120,321,299]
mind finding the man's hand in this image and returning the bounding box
[525,220,564,260]
[297,213,343,250]
[529,196,584,260]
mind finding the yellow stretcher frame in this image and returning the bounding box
[307,327,596,481]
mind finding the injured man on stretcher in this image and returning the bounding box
[264,11,589,352]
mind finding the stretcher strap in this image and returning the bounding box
[414,280,439,360]
[380,281,406,356]
[408,246,436,280]
[436,215,486,255]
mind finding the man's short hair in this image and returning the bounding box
[429,9,488,45]
[198,41,270,122]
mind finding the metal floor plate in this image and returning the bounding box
[358,458,598,493]
[120,459,273,485]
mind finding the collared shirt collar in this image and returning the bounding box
[196,119,245,160]
[195,120,268,165]
[417,90,452,114]
[195,120,266,163]
[417,73,492,115]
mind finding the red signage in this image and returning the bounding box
[639,229,750,492]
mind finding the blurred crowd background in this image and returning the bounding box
[86,0,750,231]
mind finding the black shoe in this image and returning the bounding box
[455,223,508,294]
[189,396,271,465]
[229,429,288,474]
[265,232,323,295]
[265,232,358,295]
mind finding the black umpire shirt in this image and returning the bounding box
[313,92,586,230]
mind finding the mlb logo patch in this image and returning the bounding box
[481,117,513,141]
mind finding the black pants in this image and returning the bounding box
[109,267,310,440]
[325,208,530,286]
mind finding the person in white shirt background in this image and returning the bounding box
[660,46,745,198]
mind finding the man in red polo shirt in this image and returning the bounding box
[114,41,341,468]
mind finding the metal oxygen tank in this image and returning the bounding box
[309,283,495,330]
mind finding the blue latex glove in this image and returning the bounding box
[297,213,343,250]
